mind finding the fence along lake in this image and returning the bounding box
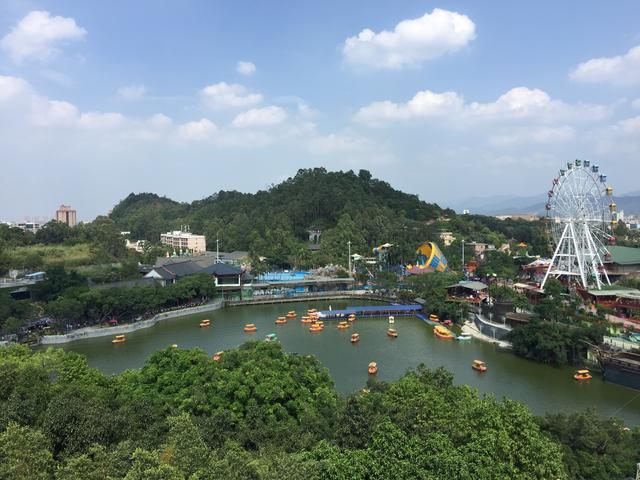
[54,300,640,425]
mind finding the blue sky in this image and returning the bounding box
[1,0,639,220]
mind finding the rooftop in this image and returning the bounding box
[606,246,640,266]
[587,288,640,298]
[161,230,205,238]
[447,280,488,292]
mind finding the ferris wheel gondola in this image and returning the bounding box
[541,159,614,290]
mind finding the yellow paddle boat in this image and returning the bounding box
[434,325,454,340]
[574,369,592,381]
[472,360,487,372]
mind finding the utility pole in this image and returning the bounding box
[216,235,219,263]
[348,241,352,277]
[461,239,465,277]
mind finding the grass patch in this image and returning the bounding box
[8,243,96,269]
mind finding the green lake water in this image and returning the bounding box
[54,300,640,425]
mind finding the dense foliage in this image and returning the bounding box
[0,341,607,479]
[506,320,606,366]
[109,168,545,269]
[0,270,216,335]
[539,409,640,480]
[0,217,131,274]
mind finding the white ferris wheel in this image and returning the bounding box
[541,159,617,290]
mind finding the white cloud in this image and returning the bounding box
[178,118,218,140]
[617,115,640,135]
[355,86,608,126]
[0,75,29,101]
[117,84,147,100]
[78,112,127,130]
[343,8,475,70]
[308,132,376,154]
[236,61,256,76]
[1,10,86,63]
[30,99,78,127]
[147,113,172,129]
[201,82,262,109]
[632,98,640,110]
[570,44,640,86]
[489,126,575,147]
[231,106,287,128]
[354,90,463,125]
[0,75,165,138]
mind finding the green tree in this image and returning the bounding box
[124,449,184,480]
[42,385,115,456]
[161,413,209,477]
[0,423,54,480]
[55,444,125,480]
[36,221,72,245]
[539,408,640,480]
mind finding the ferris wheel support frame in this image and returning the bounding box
[541,219,610,290]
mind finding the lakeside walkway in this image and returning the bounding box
[39,300,224,345]
[36,290,397,345]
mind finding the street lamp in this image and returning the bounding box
[461,239,465,277]
[347,241,352,277]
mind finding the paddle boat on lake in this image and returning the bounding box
[574,369,592,381]
[434,325,454,340]
[472,360,487,372]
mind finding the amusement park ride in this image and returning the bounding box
[351,243,394,278]
[541,159,616,291]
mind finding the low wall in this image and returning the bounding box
[473,313,512,340]
[40,300,224,345]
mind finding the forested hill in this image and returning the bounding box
[110,168,545,268]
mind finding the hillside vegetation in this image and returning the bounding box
[110,168,546,268]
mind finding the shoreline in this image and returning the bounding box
[36,291,394,345]
[33,293,511,348]
[39,300,224,345]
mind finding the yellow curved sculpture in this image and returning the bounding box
[415,242,449,273]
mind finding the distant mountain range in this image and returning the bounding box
[448,194,640,217]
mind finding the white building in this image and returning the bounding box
[160,230,206,254]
